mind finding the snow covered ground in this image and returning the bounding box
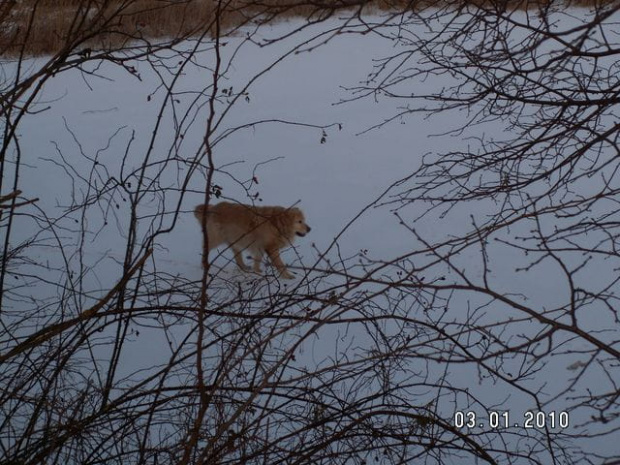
[4,7,618,463]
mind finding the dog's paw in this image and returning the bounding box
[280,270,295,280]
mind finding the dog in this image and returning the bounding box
[194,201,311,279]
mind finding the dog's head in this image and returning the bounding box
[290,208,311,237]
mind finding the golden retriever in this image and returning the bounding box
[194,201,311,279]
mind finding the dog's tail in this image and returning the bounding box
[194,204,212,232]
[194,204,206,221]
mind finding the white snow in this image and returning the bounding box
[3,8,618,463]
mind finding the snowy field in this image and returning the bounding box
[3,6,619,464]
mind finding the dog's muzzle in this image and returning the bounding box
[296,226,311,237]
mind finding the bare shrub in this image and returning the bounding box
[1,0,619,464]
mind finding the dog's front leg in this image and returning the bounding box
[266,248,294,279]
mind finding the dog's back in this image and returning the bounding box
[194,202,257,249]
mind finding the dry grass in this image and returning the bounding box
[0,0,614,57]
[1,0,220,57]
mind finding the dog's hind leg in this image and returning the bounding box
[232,247,250,272]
